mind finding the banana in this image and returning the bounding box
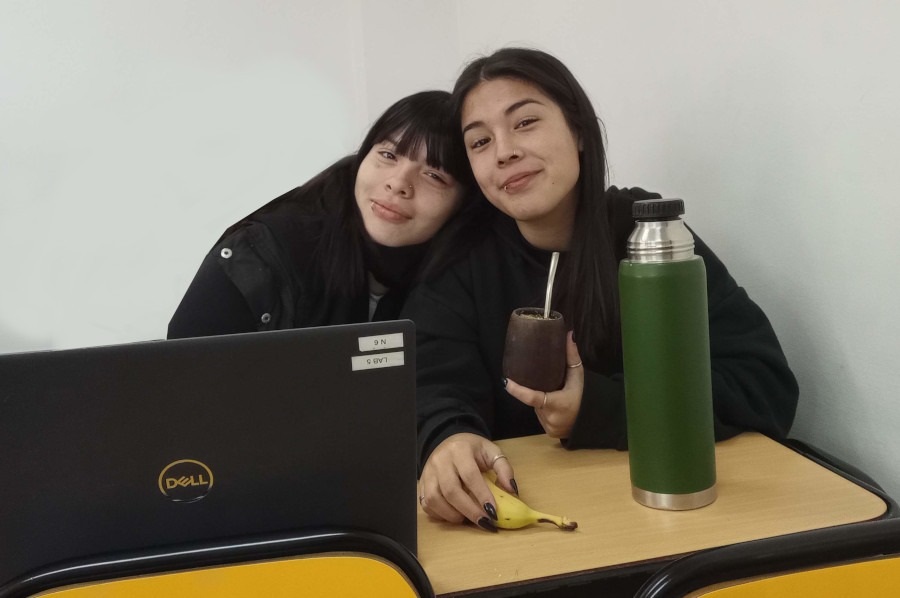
[483,473,578,531]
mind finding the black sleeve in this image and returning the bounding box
[697,234,799,440]
[167,249,257,339]
[564,231,798,450]
[401,265,494,473]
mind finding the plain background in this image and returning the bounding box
[3,1,898,497]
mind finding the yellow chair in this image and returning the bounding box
[1,530,433,598]
[634,517,900,597]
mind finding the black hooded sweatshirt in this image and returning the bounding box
[402,187,799,470]
[168,158,425,339]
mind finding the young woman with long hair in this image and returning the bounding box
[406,49,798,532]
[168,90,479,338]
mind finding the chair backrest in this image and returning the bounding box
[0,530,434,598]
[684,555,900,597]
[34,555,421,598]
[635,517,900,598]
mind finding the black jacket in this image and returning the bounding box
[402,187,799,468]
[168,164,410,339]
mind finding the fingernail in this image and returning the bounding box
[484,502,498,521]
[477,517,498,532]
[502,378,508,388]
[510,478,519,495]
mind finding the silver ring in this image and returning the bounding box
[490,454,508,467]
[541,392,549,409]
[568,361,583,369]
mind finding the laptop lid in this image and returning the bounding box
[0,320,417,588]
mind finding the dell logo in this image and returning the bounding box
[158,459,214,502]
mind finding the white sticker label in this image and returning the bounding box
[358,332,404,352]
[351,351,405,371]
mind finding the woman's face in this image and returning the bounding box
[354,140,463,247]
[461,78,581,243]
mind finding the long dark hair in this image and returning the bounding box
[232,90,475,298]
[451,48,618,366]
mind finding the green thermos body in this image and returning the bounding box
[619,199,717,510]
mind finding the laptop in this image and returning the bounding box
[0,320,417,589]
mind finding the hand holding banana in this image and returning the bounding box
[484,473,577,531]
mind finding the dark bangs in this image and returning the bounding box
[356,90,473,187]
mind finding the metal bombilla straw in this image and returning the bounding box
[544,252,560,319]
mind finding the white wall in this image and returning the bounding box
[453,0,900,496]
[3,1,898,496]
[0,0,458,351]
[0,1,368,350]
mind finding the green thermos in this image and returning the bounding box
[619,198,717,510]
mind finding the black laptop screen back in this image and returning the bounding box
[0,321,416,588]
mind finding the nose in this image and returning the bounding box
[495,135,521,166]
[385,180,414,198]
[384,169,415,199]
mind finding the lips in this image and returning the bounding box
[370,199,412,223]
[500,171,539,193]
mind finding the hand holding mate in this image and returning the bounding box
[504,332,584,439]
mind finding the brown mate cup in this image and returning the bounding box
[502,307,567,392]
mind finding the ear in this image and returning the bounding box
[575,130,584,152]
[566,122,584,152]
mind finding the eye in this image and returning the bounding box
[469,137,490,150]
[377,149,397,160]
[424,171,449,185]
[515,117,538,129]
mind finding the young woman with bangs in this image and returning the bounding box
[168,90,480,338]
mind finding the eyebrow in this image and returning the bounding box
[461,98,546,135]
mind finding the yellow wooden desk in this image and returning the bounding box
[416,432,889,596]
